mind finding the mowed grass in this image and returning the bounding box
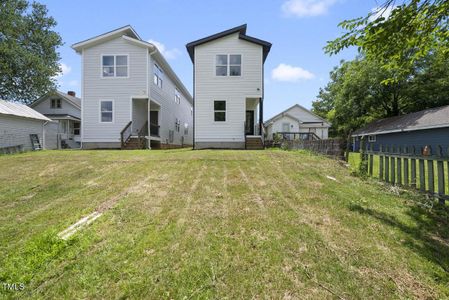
[0,149,448,299]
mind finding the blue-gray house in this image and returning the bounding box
[352,105,449,155]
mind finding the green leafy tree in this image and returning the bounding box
[0,0,63,104]
[325,0,449,83]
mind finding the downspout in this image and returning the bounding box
[147,47,157,149]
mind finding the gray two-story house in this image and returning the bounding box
[72,25,193,149]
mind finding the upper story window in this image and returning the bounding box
[102,55,128,78]
[214,100,226,122]
[50,98,61,109]
[100,100,113,122]
[215,54,241,76]
[154,64,163,88]
[175,88,181,104]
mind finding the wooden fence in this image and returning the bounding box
[363,143,448,204]
[283,139,345,159]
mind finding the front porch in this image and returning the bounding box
[120,98,161,149]
[245,97,264,149]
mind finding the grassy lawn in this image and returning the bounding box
[1,149,448,299]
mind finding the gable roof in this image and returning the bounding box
[185,24,272,63]
[30,90,81,110]
[0,100,51,121]
[264,104,331,127]
[71,25,140,53]
[352,105,449,136]
[71,26,193,104]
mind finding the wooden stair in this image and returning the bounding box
[122,137,144,150]
[245,136,264,150]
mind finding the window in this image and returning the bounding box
[184,123,189,135]
[368,135,376,142]
[51,99,61,109]
[102,55,128,77]
[215,54,241,76]
[73,122,80,135]
[175,118,180,132]
[175,88,181,104]
[100,100,113,122]
[229,55,241,76]
[154,64,163,88]
[214,101,226,122]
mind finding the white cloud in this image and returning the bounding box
[68,80,79,87]
[282,0,337,18]
[272,63,315,82]
[369,6,394,22]
[147,39,181,60]
[57,63,71,78]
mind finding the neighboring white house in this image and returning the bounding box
[30,90,81,149]
[186,24,271,149]
[0,100,51,153]
[72,25,193,149]
[264,104,331,140]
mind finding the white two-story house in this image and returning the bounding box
[186,25,271,149]
[72,25,193,149]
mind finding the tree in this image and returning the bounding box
[324,0,449,83]
[0,0,63,104]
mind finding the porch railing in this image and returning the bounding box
[137,121,148,149]
[120,121,132,148]
[150,123,160,137]
[275,132,320,141]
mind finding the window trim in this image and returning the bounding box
[50,98,62,109]
[99,99,114,123]
[174,88,181,104]
[153,63,163,89]
[213,100,227,122]
[215,54,242,77]
[100,54,129,79]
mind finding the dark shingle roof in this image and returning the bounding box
[186,24,271,63]
[352,105,449,136]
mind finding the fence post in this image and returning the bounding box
[390,145,396,184]
[411,146,417,188]
[359,136,368,176]
[403,146,409,187]
[385,145,390,183]
[397,146,402,185]
[379,144,384,180]
[436,146,445,205]
[369,143,374,176]
[419,147,425,192]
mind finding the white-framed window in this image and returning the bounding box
[368,135,376,142]
[175,88,181,104]
[215,54,241,76]
[102,55,128,78]
[51,98,61,109]
[153,64,163,88]
[100,100,113,123]
[214,100,226,122]
[175,118,180,132]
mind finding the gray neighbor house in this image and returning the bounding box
[352,105,449,156]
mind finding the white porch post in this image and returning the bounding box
[147,99,151,149]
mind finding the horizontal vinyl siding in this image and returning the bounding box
[32,97,81,119]
[194,33,263,142]
[150,57,193,145]
[83,37,147,142]
[354,127,449,155]
[0,115,44,151]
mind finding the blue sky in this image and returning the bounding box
[43,0,381,119]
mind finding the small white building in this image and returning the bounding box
[30,90,81,149]
[186,24,272,149]
[264,104,331,141]
[0,100,51,153]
